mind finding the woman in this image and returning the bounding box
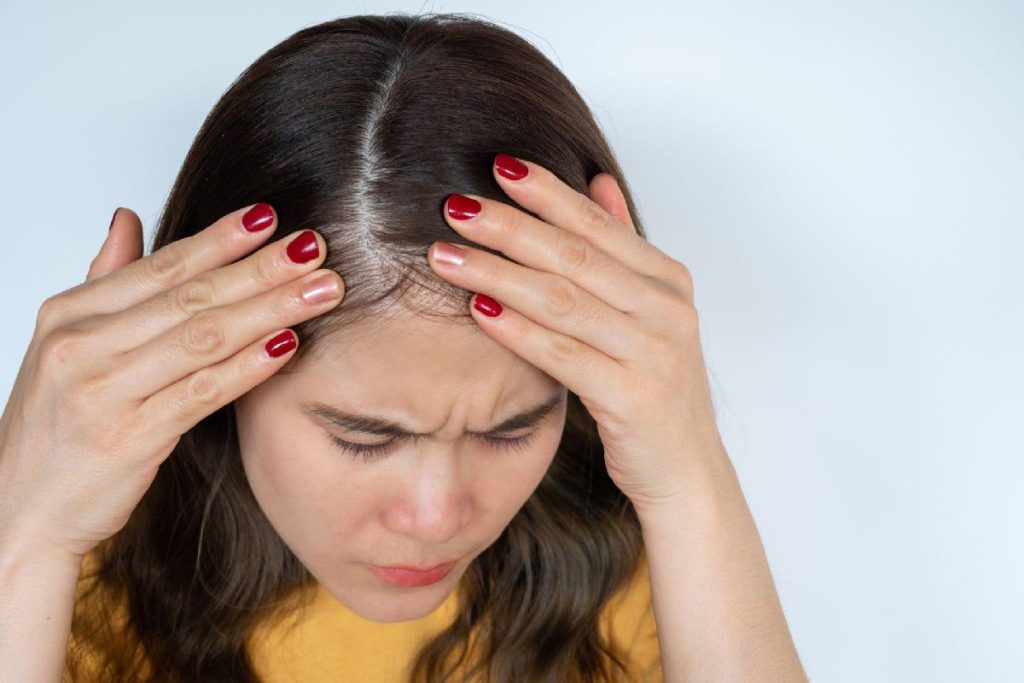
[0,13,807,682]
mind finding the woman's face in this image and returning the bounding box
[233,311,567,623]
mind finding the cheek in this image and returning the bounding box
[237,414,371,560]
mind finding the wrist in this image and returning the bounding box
[0,517,84,585]
[630,439,740,526]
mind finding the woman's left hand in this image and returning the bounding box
[426,153,726,514]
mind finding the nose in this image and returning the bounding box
[381,459,473,546]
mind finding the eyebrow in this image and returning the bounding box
[303,391,564,438]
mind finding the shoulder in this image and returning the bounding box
[598,548,663,682]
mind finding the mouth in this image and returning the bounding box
[365,559,459,588]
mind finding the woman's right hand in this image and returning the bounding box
[0,204,344,564]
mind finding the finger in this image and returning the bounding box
[467,292,628,411]
[53,203,279,326]
[440,193,657,316]
[428,240,643,362]
[137,327,300,460]
[491,154,677,280]
[587,172,637,233]
[96,229,327,354]
[120,267,344,400]
[86,207,145,283]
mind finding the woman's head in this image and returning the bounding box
[71,12,648,682]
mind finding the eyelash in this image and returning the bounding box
[327,431,539,462]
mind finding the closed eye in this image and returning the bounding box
[326,431,539,462]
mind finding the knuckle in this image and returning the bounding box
[547,332,581,366]
[35,294,72,332]
[146,244,189,287]
[649,281,697,328]
[173,277,216,317]
[181,312,226,356]
[667,258,694,293]
[555,231,591,273]
[543,279,579,318]
[254,250,280,288]
[185,368,222,407]
[37,325,90,371]
[497,207,524,237]
[70,370,120,416]
[577,194,615,235]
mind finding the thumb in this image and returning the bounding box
[86,207,144,282]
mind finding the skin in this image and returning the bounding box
[233,315,567,623]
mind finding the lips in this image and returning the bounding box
[366,560,459,588]
[378,561,457,572]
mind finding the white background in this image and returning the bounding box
[2,2,1021,681]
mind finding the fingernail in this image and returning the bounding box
[432,242,467,266]
[447,194,481,220]
[302,274,340,304]
[265,330,297,358]
[473,293,502,317]
[108,208,119,232]
[494,154,528,181]
[243,203,276,232]
[287,230,320,264]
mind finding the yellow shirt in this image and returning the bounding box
[68,550,662,681]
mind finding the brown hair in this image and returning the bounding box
[67,12,650,682]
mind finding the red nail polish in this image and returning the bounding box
[243,203,276,232]
[494,154,528,181]
[447,194,481,220]
[473,293,502,317]
[108,208,119,232]
[265,330,297,358]
[286,230,320,263]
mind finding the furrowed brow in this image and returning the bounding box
[303,391,564,438]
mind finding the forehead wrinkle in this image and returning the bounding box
[302,390,565,438]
